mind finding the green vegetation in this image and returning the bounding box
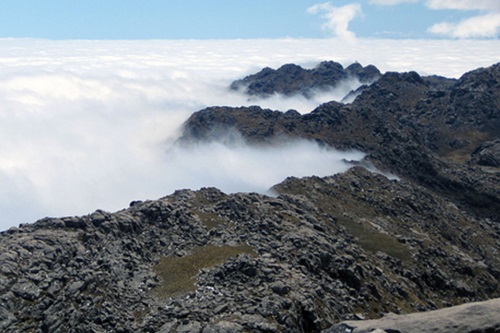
[276,179,412,262]
[152,244,255,299]
[336,216,412,262]
[193,210,227,230]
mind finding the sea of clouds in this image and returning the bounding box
[0,38,498,230]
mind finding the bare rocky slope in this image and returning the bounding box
[0,62,499,333]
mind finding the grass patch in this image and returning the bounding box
[193,210,227,230]
[275,179,412,261]
[281,212,302,225]
[152,244,255,299]
[312,194,412,262]
[441,130,490,163]
[337,216,412,262]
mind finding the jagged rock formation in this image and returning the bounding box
[470,139,500,167]
[230,61,381,98]
[182,63,500,219]
[1,62,499,332]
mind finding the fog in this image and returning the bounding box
[0,38,498,229]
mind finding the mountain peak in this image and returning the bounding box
[230,61,381,98]
[1,61,499,332]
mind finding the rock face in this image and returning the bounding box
[182,63,500,219]
[1,62,499,332]
[470,139,500,167]
[328,298,500,333]
[230,61,381,98]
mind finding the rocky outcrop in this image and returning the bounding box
[181,63,500,219]
[230,61,381,98]
[470,139,500,167]
[1,167,499,332]
[327,298,500,333]
[193,63,500,158]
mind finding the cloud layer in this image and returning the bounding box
[426,0,499,11]
[0,38,498,230]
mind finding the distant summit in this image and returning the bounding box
[230,61,381,98]
[183,62,500,219]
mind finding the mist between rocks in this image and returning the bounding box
[0,62,365,230]
[0,38,498,230]
[230,76,365,112]
[166,136,366,194]
[0,69,363,231]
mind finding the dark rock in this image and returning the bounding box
[176,321,202,333]
[64,218,87,229]
[271,282,291,296]
[334,298,500,333]
[470,139,500,167]
[322,323,355,333]
[0,307,15,330]
[1,61,499,333]
[230,61,381,98]
[182,62,500,219]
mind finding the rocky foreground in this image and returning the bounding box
[0,61,499,332]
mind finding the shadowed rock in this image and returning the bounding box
[1,167,499,332]
[230,61,381,98]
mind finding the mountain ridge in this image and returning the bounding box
[182,62,500,219]
[229,61,381,99]
[0,61,499,332]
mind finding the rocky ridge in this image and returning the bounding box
[230,61,381,98]
[1,167,499,332]
[0,62,499,332]
[182,63,500,219]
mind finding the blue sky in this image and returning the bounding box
[0,0,498,39]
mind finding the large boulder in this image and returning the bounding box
[326,298,500,333]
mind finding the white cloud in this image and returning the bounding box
[426,0,500,11]
[166,140,364,195]
[369,0,419,5]
[307,2,362,40]
[370,0,499,10]
[425,0,500,38]
[428,12,500,38]
[0,38,498,230]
